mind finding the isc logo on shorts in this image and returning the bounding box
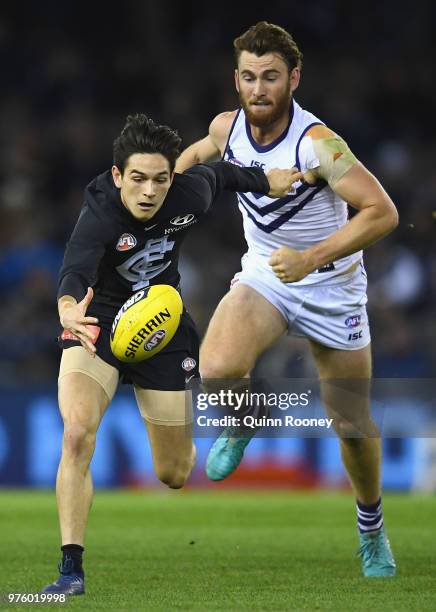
[345,315,363,341]
[348,330,363,341]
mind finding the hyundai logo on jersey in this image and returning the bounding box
[170,214,195,226]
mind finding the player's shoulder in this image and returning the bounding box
[210,110,238,132]
[209,110,238,147]
[293,101,336,141]
[173,164,213,187]
[305,124,337,140]
[170,168,213,213]
[83,170,122,223]
[86,170,115,203]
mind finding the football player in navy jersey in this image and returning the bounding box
[42,113,303,595]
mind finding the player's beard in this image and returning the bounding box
[240,84,292,129]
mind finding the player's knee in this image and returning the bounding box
[157,470,187,489]
[200,357,248,380]
[335,420,363,439]
[62,423,96,461]
[156,458,192,489]
[334,416,377,440]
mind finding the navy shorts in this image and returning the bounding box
[59,310,200,391]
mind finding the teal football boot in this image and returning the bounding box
[357,528,396,577]
[206,429,252,481]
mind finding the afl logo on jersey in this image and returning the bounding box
[170,214,195,226]
[116,233,137,251]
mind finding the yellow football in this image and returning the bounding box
[110,285,183,363]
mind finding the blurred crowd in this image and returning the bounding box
[1,0,435,385]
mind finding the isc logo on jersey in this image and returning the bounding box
[110,285,183,362]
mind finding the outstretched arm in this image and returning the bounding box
[58,200,110,353]
[189,161,304,206]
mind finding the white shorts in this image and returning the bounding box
[231,256,370,351]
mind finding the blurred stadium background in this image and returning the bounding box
[1,0,436,492]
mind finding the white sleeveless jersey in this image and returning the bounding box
[223,100,362,286]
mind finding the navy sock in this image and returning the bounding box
[356,497,383,534]
[61,544,84,575]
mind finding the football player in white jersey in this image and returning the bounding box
[176,22,398,577]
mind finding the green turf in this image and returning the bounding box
[0,490,435,611]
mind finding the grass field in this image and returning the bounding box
[0,490,435,611]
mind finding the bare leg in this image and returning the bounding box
[57,372,111,545]
[200,284,287,478]
[200,283,287,379]
[310,341,381,504]
[134,388,195,489]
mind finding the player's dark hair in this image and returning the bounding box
[234,22,303,72]
[113,114,182,174]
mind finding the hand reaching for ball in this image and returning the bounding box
[59,288,99,357]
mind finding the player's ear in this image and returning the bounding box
[290,67,300,93]
[112,165,123,188]
[234,69,240,93]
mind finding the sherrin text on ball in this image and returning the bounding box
[110,285,183,362]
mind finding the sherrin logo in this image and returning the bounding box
[345,315,361,328]
[116,233,137,251]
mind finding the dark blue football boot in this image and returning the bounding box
[42,557,85,595]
